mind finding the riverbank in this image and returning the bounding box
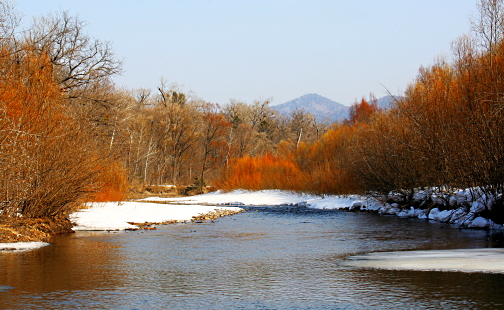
[0,217,73,251]
[70,201,244,231]
[61,188,504,232]
[2,188,502,248]
[0,217,73,243]
[308,188,504,230]
[139,189,504,230]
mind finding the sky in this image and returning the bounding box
[15,0,477,106]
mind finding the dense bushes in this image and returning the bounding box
[351,23,504,205]
[218,153,306,191]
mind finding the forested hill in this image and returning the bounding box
[272,93,348,122]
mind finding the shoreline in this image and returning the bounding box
[2,188,503,248]
[318,189,504,230]
[0,217,74,244]
[0,201,244,245]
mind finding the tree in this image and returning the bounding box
[154,84,199,185]
[0,45,122,217]
[0,1,20,41]
[344,96,380,126]
[198,103,231,192]
[250,98,275,133]
[24,11,122,96]
[472,0,504,55]
[289,109,315,148]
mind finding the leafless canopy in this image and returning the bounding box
[24,11,122,93]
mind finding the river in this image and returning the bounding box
[1,205,504,309]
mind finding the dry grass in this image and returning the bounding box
[0,217,73,243]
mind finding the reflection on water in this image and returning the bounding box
[1,206,504,309]
[0,285,13,292]
[0,232,126,296]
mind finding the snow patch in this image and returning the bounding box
[469,217,492,228]
[71,201,242,231]
[0,242,50,252]
[342,248,504,273]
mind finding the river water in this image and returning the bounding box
[1,206,504,309]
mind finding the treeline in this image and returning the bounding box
[221,0,504,222]
[115,88,326,190]
[0,3,330,218]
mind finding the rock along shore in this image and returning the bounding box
[328,188,504,230]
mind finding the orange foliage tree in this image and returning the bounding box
[344,96,380,126]
[0,44,126,217]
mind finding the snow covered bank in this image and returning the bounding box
[136,189,504,229]
[308,195,504,229]
[341,248,504,273]
[0,242,50,252]
[68,190,319,231]
[70,201,243,231]
[69,188,504,233]
[70,190,312,231]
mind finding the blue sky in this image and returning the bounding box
[16,0,476,106]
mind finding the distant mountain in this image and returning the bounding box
[273,93,348,122]
[376,95,397,110]
[273,93,397,123]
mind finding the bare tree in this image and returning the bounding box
[289,109,315,148]
[250,98,275,133]
[0,1,20,42]
[472,0,504,54]
[24,11,122,95]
